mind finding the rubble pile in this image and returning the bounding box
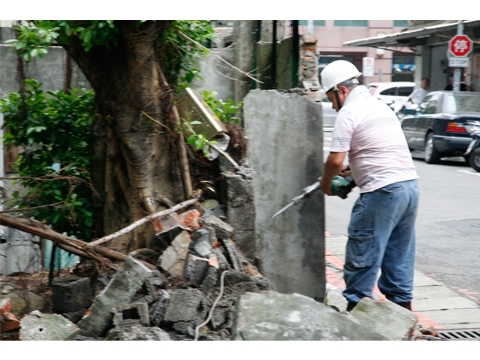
[1,204,273,341]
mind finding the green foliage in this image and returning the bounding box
[0,79,96,241]
[159,20,217,91]
[6,21,121,62]
[6,20,217,92]
[203,90,243,125]
[176,119,217,156]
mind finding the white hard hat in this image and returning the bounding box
[320,60,362,93]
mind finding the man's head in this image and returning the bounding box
[421,78,430,90]
[320,60,362,111]
[326,80,359,111]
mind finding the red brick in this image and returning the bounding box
[178,210,201,230]
[0,299,12,317]
[302,34,317,44]
[0,317,20,333]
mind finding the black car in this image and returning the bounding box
[401,91,480,164]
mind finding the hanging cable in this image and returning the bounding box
[194,270,233,341]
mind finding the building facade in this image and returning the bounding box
[296,20,415,84]
[343,20,480,92]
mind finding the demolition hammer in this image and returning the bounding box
[272,174,356,218]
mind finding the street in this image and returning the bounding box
[323,129,480,305]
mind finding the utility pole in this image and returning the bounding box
[453,22,464,92]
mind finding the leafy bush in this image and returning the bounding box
[0,79,96,241]
[202,90,243,125]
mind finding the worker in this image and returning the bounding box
[319,60,419,312]
[408,78,431,104]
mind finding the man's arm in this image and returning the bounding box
[320,151,347,196]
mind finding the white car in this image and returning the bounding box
[367,82,415,113]
[320,97,337,128]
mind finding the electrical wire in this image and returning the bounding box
[193,269,232,341]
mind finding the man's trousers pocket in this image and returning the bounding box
[345,231,376,268]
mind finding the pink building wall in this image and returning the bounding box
[297,20,414,84]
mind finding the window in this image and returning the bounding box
[380,88,396,96]
[418,95,432,114]
[398,87,414,96]
[424,94,441,114]
[299,20,325,26]
[334,20,368,27]
[445,94,480,113]
[393,20,408,28]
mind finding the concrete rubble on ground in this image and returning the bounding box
[1,165,420,341]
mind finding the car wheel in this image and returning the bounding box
[469,148,480,172]
[424,133,441,164]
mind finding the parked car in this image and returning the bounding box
[368,82,415,113]
[401,91,480,164]
[321,97,337,128]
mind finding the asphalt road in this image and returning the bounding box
[323,129,480,304]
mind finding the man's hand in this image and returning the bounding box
[340,165,351,178]
[320,177,334,196]
[322,151,347,196]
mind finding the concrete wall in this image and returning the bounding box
[189,48,235,102]
[244,89,325,301]
[0,45,91,95]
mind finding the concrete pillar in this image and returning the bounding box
[243,89,325,302]
[233,21,257,104]
[299,34,320,89]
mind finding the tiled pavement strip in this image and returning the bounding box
[325,235,480,331]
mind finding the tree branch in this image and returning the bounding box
[0,213,156,270]
[87,197,199,248]
[177,31,263,84]
[0,202,63,214]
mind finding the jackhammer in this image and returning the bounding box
[272,174,356,218]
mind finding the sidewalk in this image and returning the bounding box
[325,235,480,338]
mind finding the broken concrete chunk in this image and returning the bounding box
[148,270,167,290]
[230,291,389,341]
[210,300,234,330]
[150,290,171,327]
[183,252,209,285]
[0,299,21,340]
[178,209,201,230]
[76,256,153,338]
[199,254,220,297]
[158,230,191,278]
[206,226,218,246]
[51,275,91,314]
[200,210,234,239]
[350,298,418,340]
[209,204,228,221]
[151,213,190,253]
[212,248,230,272]
[20,311,79,341]
[252,276,275,290]
[190,229,213,258]
[0,283,48,317]
[156,210,200,235]
[162,288,208,335]
[113,302,150,328]
[106,325,172,341]
[222,239,245,272]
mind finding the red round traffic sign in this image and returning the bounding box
[449,35,473,57]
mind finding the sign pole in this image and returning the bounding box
[453,23,464,92]
[362,57,375,87]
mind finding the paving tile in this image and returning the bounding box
[420,308,480,327]
[414,273,441,286]
[413,285,459,299]
[413,297,479,312]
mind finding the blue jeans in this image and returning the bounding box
[342,179,419,304]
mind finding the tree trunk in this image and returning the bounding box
[63,21,186,252]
